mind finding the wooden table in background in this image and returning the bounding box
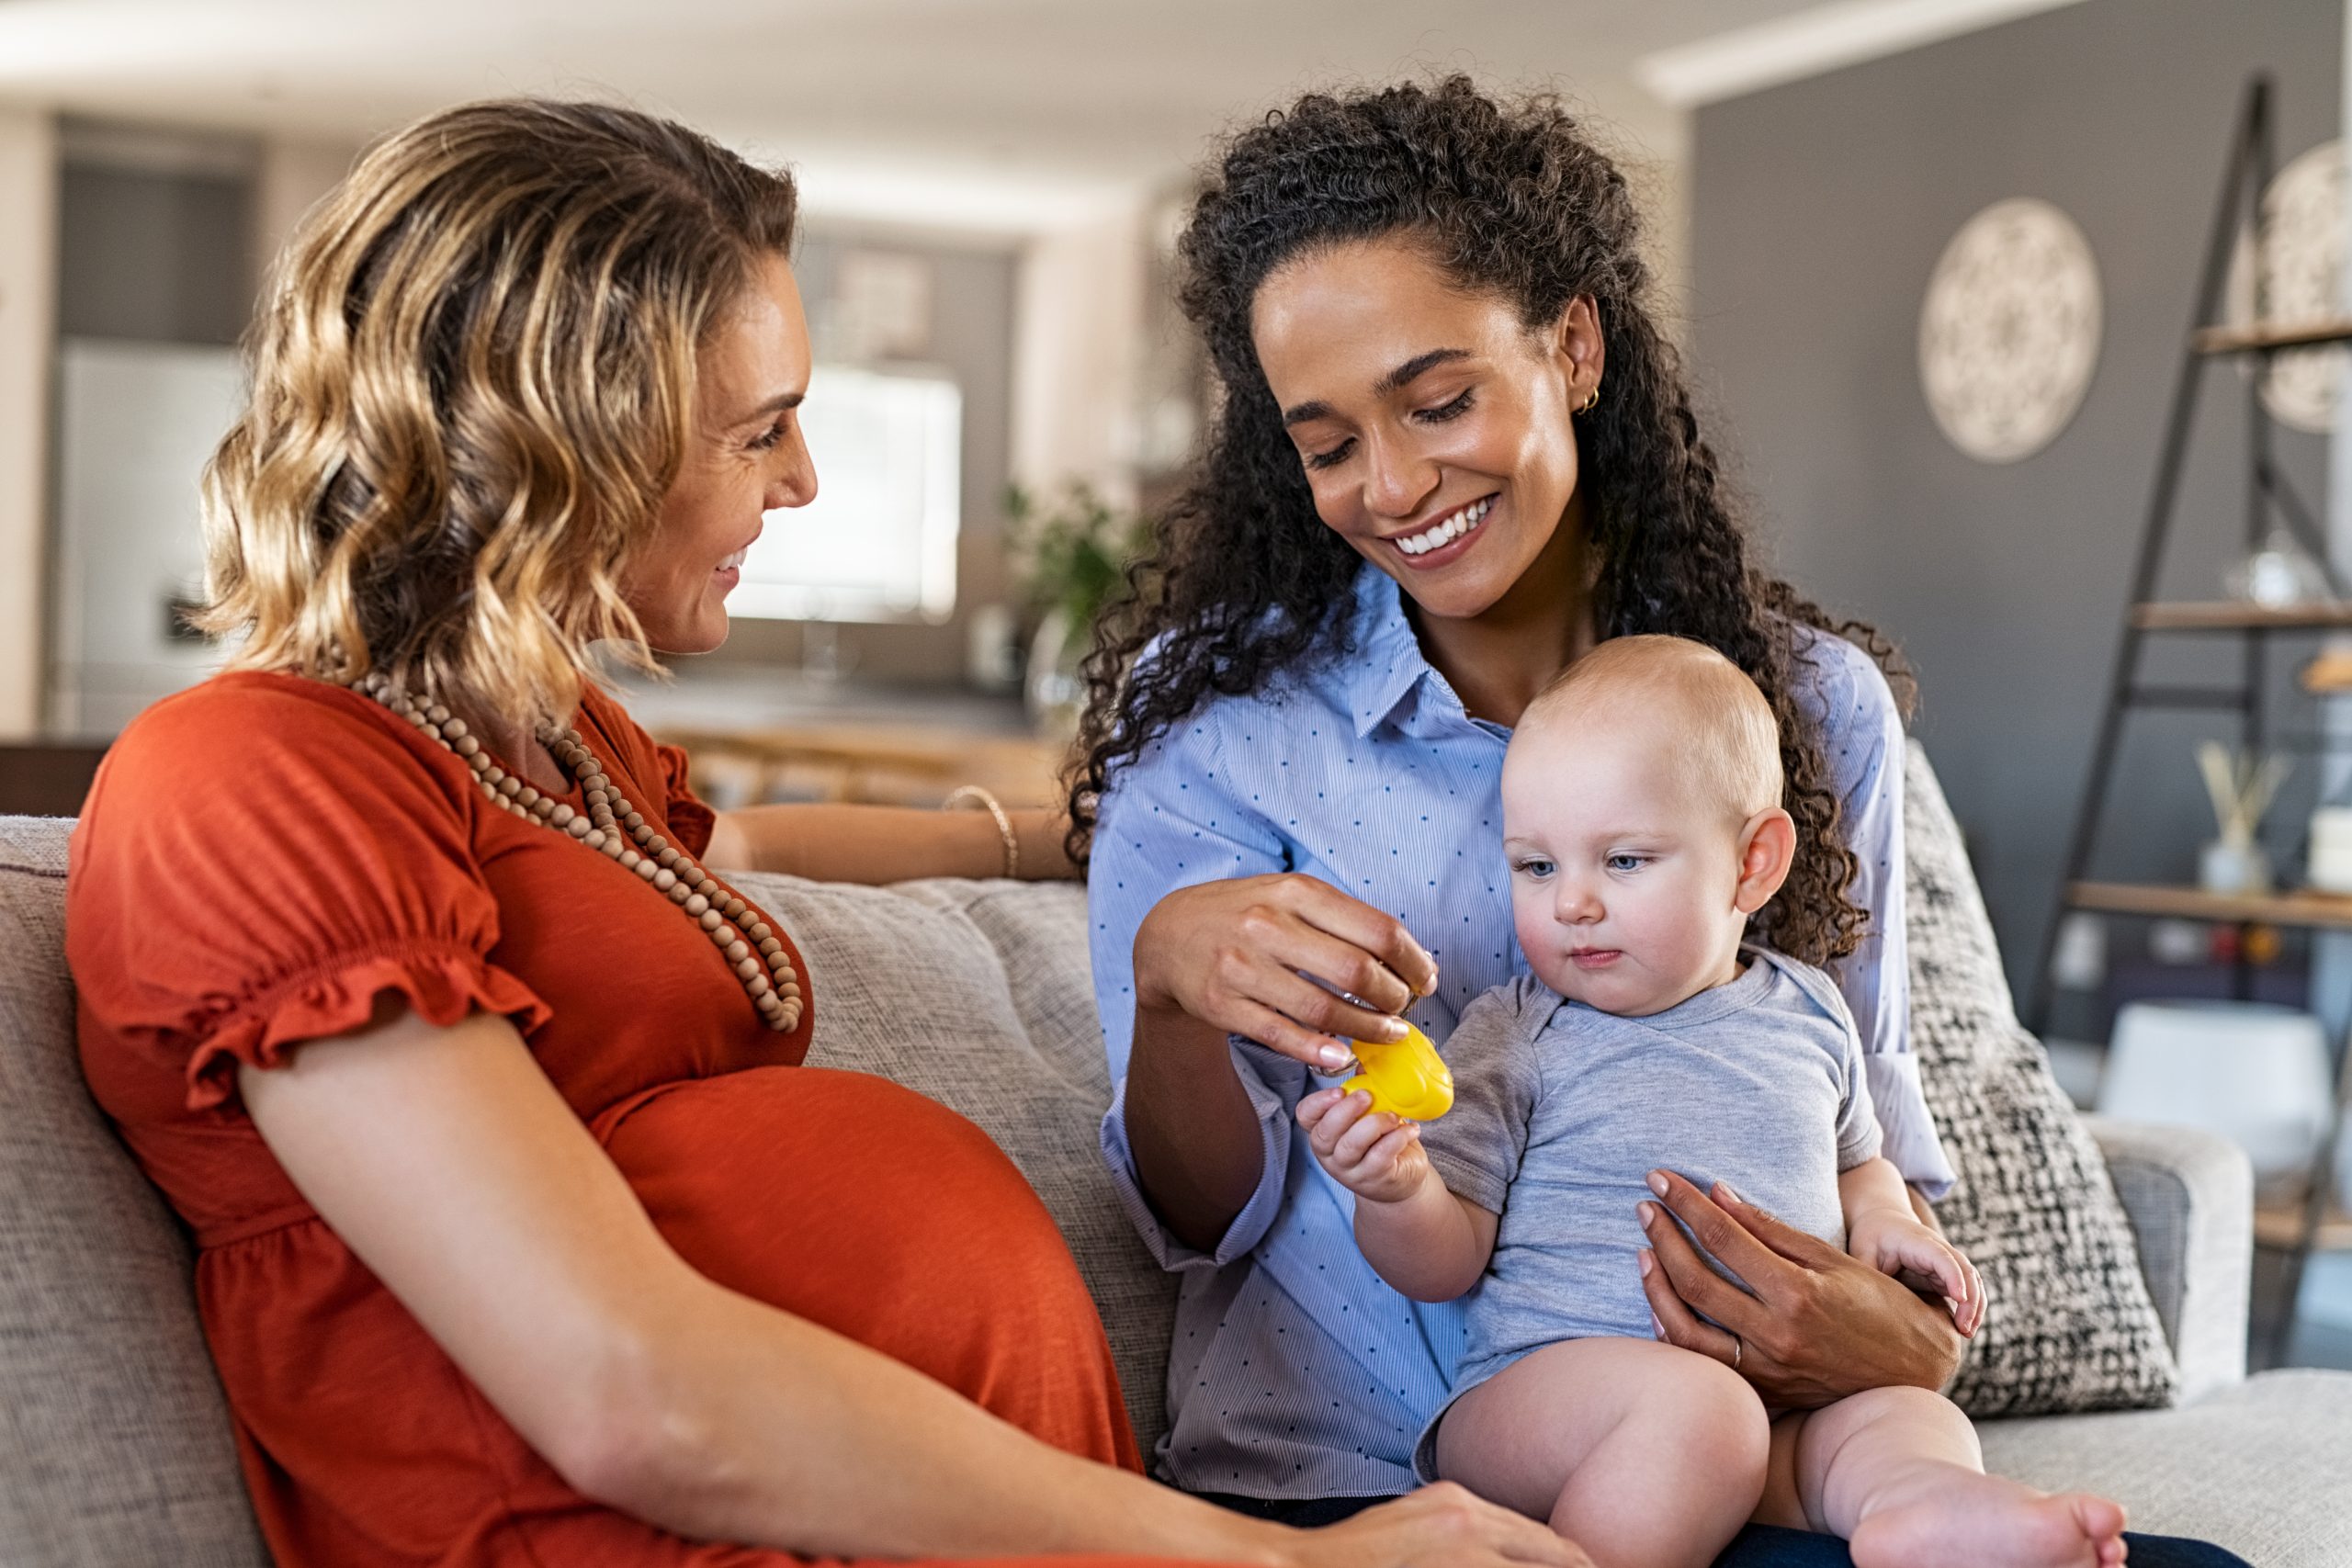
[657,723,1069,811]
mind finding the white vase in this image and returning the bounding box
[2199,836,2271,896]
[1023,607,1086,740]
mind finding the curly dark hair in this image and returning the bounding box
[1067,76,1913,965]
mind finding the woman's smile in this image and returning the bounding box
[1388,492,1498,567]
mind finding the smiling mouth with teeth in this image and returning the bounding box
[1393,494,1496,558]
[716,547,750,574]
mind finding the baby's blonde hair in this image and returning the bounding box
[1521,634,1784,821]
[197,97,798,728]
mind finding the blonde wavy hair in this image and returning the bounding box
[198,97,798,727]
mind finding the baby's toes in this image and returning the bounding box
[2067,1492,2127,1544]
[2064,1492,2129,1567]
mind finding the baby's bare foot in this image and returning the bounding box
[1850,1468,2127,1568]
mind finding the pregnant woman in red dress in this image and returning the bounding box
[64,98,1578,1568]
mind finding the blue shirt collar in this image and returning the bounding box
[1343,564,1437,739]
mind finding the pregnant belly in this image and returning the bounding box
[597,1065,1136,1468]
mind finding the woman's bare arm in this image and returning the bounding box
[240,1006,1585,1568]
[704,803,1072,882]
[1125,1000,1271,1251]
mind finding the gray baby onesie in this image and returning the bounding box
[1410,949,1881,1478]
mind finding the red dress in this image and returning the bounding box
[69,673,1187,1567]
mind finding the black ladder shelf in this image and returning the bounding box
[2026,73,2352,1363]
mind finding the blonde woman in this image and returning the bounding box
[64,100,1581,1568]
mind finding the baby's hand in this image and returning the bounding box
[1847,1207,1986,1337]
[1296,1086,1432,1205]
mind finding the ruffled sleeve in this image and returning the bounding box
[179,945,548,1112]
[67,676,551,1115]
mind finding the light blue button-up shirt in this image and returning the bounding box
[1089,563,1955,1500]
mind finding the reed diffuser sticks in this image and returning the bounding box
[2196,741,2289,848]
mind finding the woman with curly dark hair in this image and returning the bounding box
[1077,79,2243,1568]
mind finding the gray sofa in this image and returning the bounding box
[3,806,2348,1566]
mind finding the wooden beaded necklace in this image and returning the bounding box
[356,673,802,1034]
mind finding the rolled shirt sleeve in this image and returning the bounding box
[1798,628,1956,1200]
[1089,711,1301,1269]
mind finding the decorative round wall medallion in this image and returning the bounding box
[1918,197,2103,463]
[2225,139,2345,434]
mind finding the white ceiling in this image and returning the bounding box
[0,0,2075,228]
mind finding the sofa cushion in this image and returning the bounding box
[727,870,1178,1451]
[1901,748,2179,1414]
[1979,1369,2351,1566]
[0,816,269,1567]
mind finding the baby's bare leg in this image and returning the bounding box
[1756,1386,2127,1568]
[1435,1337,1769,1568]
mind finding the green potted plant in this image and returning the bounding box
[1004,482,1147,737]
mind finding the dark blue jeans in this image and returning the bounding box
[1195,1494,2255,1567]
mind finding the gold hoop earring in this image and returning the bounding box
[1577,384,1601,414]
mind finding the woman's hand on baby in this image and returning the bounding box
[1847,1207,1987,1337]
[1636,1170,1966,1407]
[1297,1087,1431,1204]
[1134,874,1438,1070]
[1281,1482,1596,1568]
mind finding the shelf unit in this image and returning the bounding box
[2193,318,2352,355]
[2066,881,2352,931]
[2130,602,2352,632]
[2028,76,2352,1361]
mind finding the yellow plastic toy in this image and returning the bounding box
[1342,1022,1453,1121]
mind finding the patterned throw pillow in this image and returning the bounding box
[1902,744,2181,1414]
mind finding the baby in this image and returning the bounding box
[1297,635,2126,1568]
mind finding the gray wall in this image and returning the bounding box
[57,161,254,345]
[1690,0,2343,1009]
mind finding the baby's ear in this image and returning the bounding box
[1733,807,1797,915]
